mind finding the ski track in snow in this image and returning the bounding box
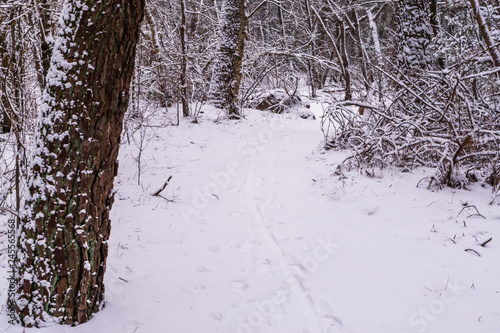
[245,137,339,333]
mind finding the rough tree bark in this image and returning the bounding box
[13,0,144,327]
[395,0,433,70]
[208,0,247,117]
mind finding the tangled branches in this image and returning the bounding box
[322,63,500,190]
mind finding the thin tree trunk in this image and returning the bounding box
[180,0,189,117]
[430,0,440,35]
[469,0,500,67]
[230,0,247,116]
[367,7,386,98]
[36,0,53,88]
[353,9,369,91]
[340,19,351,101]
[14,0,144,326]
[311,5,348,99]
[0,27,12,133]
[304,0,318,97]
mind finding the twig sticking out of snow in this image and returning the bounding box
[480,238,492,247]
[458,205,486,219]
[152,175,173,196]
[464,248,481,257]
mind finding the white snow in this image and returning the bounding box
[0,105,499,332]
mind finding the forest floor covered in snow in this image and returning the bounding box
[1,103,500,333]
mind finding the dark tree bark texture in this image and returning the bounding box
[395,0,433,70]
[13,0,144,327]
[0,26,12,133]
[180,0,189,117]
[208,0,247,117]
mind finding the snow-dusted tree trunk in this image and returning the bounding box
[396,0,433,69]
[366,7,386,101]
[469,0,500,67]
[14,0,144,327]
[367,8,383,69]
[208,0,247,117]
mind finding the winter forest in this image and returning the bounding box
[0,0,499,332]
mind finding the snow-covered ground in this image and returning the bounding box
[1,104,499,333]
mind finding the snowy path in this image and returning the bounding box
[0,107,499,333]
[243,128,342,333]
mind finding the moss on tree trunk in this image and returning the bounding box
[14,0,144,327]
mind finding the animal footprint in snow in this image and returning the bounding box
[210,312,224,321]
[229,279,249,290]
[236,242,253,254]
[208,246,220,253]
[228,212,241,218]
[196,266,212,273]
[253,194,273,208]
[365,207,379,216]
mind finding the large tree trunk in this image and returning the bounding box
[208,0,247,118]
[14,0,144,327]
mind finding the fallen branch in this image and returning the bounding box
[152,176,173,196]
[458,205,486,219]
[480,238,492,247]
[464,248,481,257]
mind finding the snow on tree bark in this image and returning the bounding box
[396,0,433,69]
[13,0,144,327]
[208,0,247,117]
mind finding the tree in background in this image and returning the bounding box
[208,0,248,118]
[13,0,144,326]
[469,0,500,67]
[395,0,432,70]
